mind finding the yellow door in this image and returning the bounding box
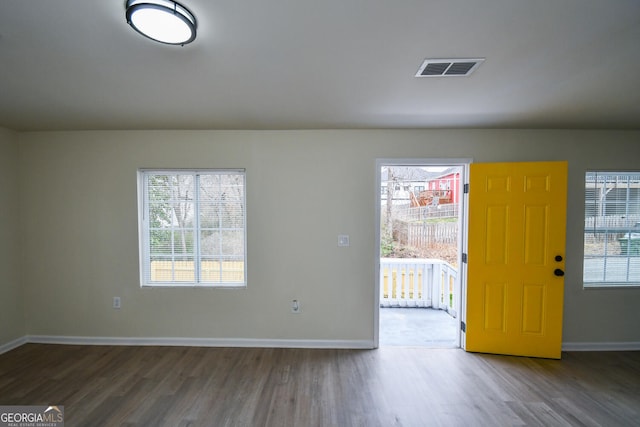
[466,161,567,359]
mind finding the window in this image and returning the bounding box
[584,171,640,287]
[138,170,246,287]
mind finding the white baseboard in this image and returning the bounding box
[26,335,375,350]
[5,336,639,353]
[0,336,28,355]
[562,341,640,351]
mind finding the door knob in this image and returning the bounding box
[554,269,565,277]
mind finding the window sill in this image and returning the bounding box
[583,283,640,289]
[141,284,246,289]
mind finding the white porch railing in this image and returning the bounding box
[380,258,458,316]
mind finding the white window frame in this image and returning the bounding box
[584,171,640,288]
[138,169,247,288]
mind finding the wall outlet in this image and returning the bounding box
[113,296,121,309]
[291,299,301,313]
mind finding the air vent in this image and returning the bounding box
[415,58,484,77]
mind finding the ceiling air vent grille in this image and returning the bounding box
[415,58,484,77]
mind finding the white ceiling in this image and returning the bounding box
[1,0,639,131]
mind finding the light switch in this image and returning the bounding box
[338,234,350,247]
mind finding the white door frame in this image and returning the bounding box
[374,158,471,348]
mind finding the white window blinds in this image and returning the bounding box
[584,172,640,286]
[140,170,246,287]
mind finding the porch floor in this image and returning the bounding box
[379,307,458,348]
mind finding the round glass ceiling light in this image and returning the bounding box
[126,0,197,46]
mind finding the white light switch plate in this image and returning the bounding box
[338,235,350,247]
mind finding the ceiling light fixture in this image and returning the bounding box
[126,0,197,46]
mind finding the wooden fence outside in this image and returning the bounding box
[585,215,640,229]
[150,260,244,283]
[400,222,458,247]
[395,203,459,222]
[584,215,640,243]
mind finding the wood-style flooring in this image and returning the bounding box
[0,344,639,426]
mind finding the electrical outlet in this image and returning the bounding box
[113,297,121,309]
[291,299,301,313]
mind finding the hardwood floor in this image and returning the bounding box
[1,344,639,426]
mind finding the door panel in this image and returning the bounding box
[466,161,567,359]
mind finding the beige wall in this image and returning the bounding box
[14,129,640,345]
[0,128,24,347]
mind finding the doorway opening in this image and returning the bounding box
[376,160,468,348]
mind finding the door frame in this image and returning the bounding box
[374,158,471,348]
